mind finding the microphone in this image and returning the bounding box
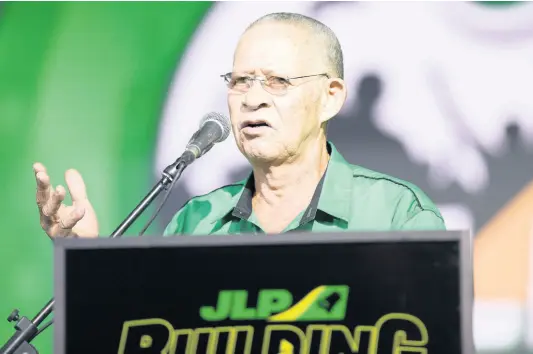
[179,112,231,166]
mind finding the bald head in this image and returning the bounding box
[245,12,344,80]
[228,12,348,165]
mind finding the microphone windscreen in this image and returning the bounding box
[200,112,231,142]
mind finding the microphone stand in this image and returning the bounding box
[0,158,188,354]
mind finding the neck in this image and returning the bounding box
[252,136,330,209]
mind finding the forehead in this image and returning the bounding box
[233,22,319,75]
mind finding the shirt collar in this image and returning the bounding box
[228,141,353,224]
[316,141,353,222]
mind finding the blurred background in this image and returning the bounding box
[1,1,532,353]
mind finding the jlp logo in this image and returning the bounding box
[199,285,349,322]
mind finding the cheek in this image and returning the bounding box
[229,118,239,131]
[227,94,241,113]
[276,95,317,132]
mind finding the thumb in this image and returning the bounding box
[60,206,86,230]
[55,206,86,238]
[65,169,88,202]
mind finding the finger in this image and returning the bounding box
[33,162,47,175]
[56,206,85,237]
[35,172,52,208]
[65,169,88,202]
[42,185,66,217]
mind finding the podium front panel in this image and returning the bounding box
[54,231,473,354]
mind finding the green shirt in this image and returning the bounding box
[164,142,446,236]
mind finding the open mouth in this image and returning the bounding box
[242,121,271,129]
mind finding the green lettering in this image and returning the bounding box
[257,289,292,318]
[200,290,233,321]
[229,290,257,320]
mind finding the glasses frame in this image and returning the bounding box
[220,72,330,95]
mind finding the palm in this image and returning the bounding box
[34,163,99,238]
[58,200,98,237]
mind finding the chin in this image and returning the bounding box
[240,139,284,163]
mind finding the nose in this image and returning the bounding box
[242,80,271,111]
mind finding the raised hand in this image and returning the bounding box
[34,163,99,238]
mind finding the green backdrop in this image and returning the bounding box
[0,2,211,352]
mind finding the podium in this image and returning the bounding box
[53,230,474,354]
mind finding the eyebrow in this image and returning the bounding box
[234,68,279,76]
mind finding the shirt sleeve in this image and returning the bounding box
[400,209,446,230]
[393,188,447,231]
[163,197,211,236]
[163,204,189,236]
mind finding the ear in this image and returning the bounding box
[320,77,347,124]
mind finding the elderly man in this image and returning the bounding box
[33,12,445,239]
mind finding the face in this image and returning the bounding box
[227,22,344,165]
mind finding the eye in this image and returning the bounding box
[230,76,250,86]
[267,76,290,88]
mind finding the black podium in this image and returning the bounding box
[53,230,474,354]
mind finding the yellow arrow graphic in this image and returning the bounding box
[268,286,327,322]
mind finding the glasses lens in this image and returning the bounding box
[224,74,249,93]
[222,73,290,95]
[263,76,289,95]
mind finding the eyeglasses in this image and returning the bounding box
[220,72,330,96]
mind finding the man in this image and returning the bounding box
[33,12,445,239]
